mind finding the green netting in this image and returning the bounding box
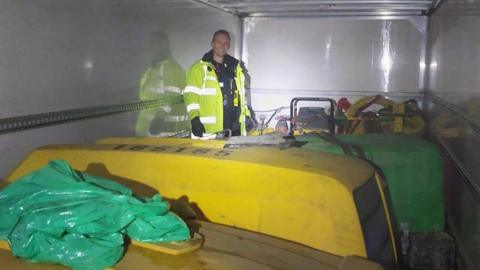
[0,160,190,270]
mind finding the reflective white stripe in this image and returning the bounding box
[164,115,188,122]
[205,76,217,81]
[161,105,172,113]
[147,87,164,94]
[168,116,180,122]
[164,86,182,94]
[157,132,176,137]
[187,103,200,112]
[201,88,217,96]
[184,86,201,95]
[200,116,216,124]
[145,132,175,137]
[191,133,215,140]
[184,86,216,96]
[201,133,216,140]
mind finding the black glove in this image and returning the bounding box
[245,116,255,132]
[191,117,205,137]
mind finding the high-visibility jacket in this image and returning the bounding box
[184,53,250,137]
[135,58,189,137]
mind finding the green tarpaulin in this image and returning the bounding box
[0,160,190,270]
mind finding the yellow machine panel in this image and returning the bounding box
[5,138,395,264]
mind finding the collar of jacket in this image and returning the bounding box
[202,50,239,68]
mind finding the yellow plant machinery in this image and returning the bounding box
[2,137,397,269]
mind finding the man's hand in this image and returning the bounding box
[245,116,256,132]
[191,117,205,137]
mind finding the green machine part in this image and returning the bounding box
[297,134,444,233]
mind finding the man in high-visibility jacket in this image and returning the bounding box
[135,31,189,137]
[184,30,251,138]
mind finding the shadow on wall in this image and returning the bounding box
[135,30,189,137]
[84,162,209,221]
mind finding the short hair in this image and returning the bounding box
[212,30,231,41]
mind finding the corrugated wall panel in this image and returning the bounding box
[243,17,426,115]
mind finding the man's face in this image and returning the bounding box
[211,33,230,59]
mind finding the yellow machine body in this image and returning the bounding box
[344,95,425,135]
[5,137,396,264]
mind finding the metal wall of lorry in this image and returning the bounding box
[0,0,240,178]
[243,16,427,117]
[426,0,480,269]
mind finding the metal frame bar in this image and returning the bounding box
[189,0,240,16]
[224,2,431,9]
[215,0,433,6]
[0,97,182,135]
[426,0,445,15]
[239,16,246,61]
[207,0,435,17]
[191,0,436,18]
[247,15,423,19]
[248,11,424,17]
[241,6,431,12]
[417,16,429,92]
[251,88,423,96]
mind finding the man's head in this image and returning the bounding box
[211,30,231,61]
